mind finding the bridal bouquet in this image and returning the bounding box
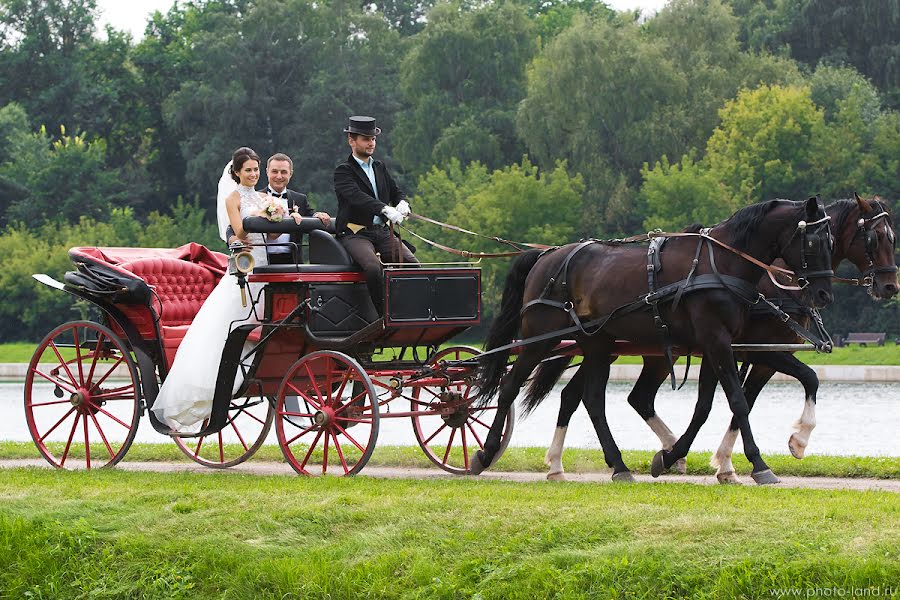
[261,197,285,222]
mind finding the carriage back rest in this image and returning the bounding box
[118,257,220,327]
[309,229,353,266]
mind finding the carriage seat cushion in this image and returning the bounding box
[252,229,362,273]
[119,257,220,327]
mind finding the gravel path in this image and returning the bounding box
[2,459,898,492]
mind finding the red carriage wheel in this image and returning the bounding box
[410,346,515,475]
[173,396,274,468]
[24,320,141,469]
[275,351,379,476]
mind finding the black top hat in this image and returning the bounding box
[343,116,381,136]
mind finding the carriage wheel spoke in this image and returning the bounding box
[442,428,457,464]
[298,429,325,471]
[333,390,371,416]
[331,421,365,454]
[217,431,225,463]
[89,411,115,460]
[229,418,249,452]
[28,398,74,408]
[460,425,469,469]
[91,355,126,389]
[91,385,136,400]
[31,368,78,395]
[304,362,325,403]
[324,357,333,404]
[83,412,91,470]
[88,402,133,430]
[423,422,448,446]
[60,413,81,467]
[332,431,350,475]
[322,431,329,475]
[40,406,78,442]
[279,410,315,418]
[288,382,322,411]
[333,368,352,404]
[49,341,78,389]
[72,326,85,386]
[466,421,485,450]
[284,421,318,446]
[84,332,106,387]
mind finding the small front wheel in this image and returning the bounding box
[24,320,141,469]
[276,351,379,476]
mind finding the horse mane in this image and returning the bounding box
[828,198,858,229]
[719,199,801,250]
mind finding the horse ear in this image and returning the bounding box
[805,195,821,216]
[855,192,870,213]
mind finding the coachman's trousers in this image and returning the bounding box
[339,227,418,314]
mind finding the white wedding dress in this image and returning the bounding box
[152,184,269,432]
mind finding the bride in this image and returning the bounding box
[152,146,278,432]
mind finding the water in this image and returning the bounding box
[6,380,898,457]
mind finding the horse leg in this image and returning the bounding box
[708,345,779,485]
[469,342,555,475]
[545,366,584,481]
[628,356,686,474]
[711,363,773,484]
[651,357,717,477]
[741,351,818,458]
[581,354,633,482]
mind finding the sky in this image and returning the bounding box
[95,0,670,39]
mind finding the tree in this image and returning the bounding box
[640,153,734,231]
[704,84,827,204]
[395,1,537,176]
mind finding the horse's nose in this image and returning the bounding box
[882,282,899,298]
[816,289,833,307]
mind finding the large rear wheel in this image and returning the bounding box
[410,346,514,474]
[24,320,141,469]
[276,351,379,476]
[173,395,274,468]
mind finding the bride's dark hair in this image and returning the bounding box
[230,147,261,183]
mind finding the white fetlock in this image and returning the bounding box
[789,398,816,459]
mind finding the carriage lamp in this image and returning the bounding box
[229,249,255,307]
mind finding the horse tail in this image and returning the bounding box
[476,249,544,401]
[521,355,573,416]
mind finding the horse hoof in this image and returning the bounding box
[788,435,806,459]
[468,451,488,475]
[716,471,742,485]
[650,450,667,478]
[547,471,566,482]
[670,457,687,475]
[751,469,781,485]
[611,470,635,483]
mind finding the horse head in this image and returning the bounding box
[840,193,899,299]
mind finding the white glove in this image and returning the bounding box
[381,205,404,224]
[396,200,411,216]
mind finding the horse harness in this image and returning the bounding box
[519,217,836,388]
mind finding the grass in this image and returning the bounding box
[4,441,899,480]
[0,468,898,599]
[5,340,900,365]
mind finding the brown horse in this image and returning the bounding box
[539,194,897,484]
[472,198,835,483]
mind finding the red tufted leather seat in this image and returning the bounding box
[119,258,222,365]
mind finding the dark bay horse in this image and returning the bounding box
[540,194,898,483]
[472,198,835,483]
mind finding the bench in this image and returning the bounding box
[842,332,886,347]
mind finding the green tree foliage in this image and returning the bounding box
[410,158,583,313]
[641,153,734,231]
[1,124,124,225]
[395,1,537,176]
[704,84,827,204]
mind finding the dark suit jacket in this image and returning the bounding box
[333,154,406,235]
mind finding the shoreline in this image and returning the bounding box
[4,362,900,383]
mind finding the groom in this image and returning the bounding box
[263,153,330,264]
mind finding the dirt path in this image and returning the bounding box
[2,459,898,492]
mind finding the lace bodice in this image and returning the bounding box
[237,185,265,218]
[235,185,268,267]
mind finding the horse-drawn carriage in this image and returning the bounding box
[25,195,897,483]
[26,217,512,475]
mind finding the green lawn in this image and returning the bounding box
[0,468,897,599]
[4,442,900,480]
[5,340,900,365]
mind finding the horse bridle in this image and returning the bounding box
[771,214,835,291]
[854,208,898,284]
